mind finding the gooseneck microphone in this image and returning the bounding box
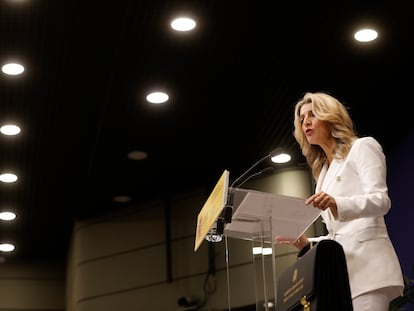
[214,149,280,236]
[230,153,274,189]
[206,148,288,242]
[232,167,274,190]
[220,167,275,227]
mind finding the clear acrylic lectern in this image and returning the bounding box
[194,170,320,311]
[223,187,320,311]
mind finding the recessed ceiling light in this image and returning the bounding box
[270,148,292,164]
[271,153,291,164]
[354,28,378,42]
[0,173,18,183]
[0,211,16,221]
[127,150,148,160]
[146,91,169,104]
[1,62,24,75]
[171,17,196,31]
[0,124,21,136]
[0,243,15,252]
[113,195,131,203]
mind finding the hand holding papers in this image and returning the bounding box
[224,188,321,243]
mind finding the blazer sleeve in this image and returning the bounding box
[335,136,391,221]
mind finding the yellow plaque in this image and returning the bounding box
[194,170,229,251]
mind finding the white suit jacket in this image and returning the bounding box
[310,136,404,299]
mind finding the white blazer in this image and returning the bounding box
[310,136,404,299]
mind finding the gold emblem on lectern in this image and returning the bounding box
[283,268,305,303]
[292,268,298,283]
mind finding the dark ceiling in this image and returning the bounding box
[0,1,412,262]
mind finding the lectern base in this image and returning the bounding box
[276,240,353,311]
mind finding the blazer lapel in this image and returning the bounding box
[316,159,344,193]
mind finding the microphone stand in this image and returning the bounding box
[221,167,274,226]
[217,152,277,235]
[206,148,282,241]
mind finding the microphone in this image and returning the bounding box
[221,148,282,227]
[221,166,274,226]
[230,148,280,188]
[206,148,283,242]
[232,167,274,190]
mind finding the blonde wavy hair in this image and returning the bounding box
[293,92,358,180]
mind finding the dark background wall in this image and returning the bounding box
[386,130,414,310]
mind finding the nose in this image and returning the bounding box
[302,115,311,125]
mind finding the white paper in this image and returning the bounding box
[224,188,320,243]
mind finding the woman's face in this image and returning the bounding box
[299,102,331,146]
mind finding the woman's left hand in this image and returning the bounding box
[275,234,309,249]
[306,191,338,218]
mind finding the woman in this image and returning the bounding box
[277,92,404,310]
